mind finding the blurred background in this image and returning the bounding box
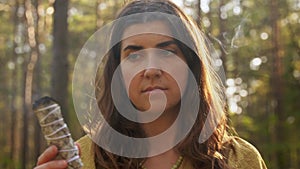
[0,0,299,168]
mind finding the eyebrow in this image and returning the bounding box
[123,45,143,52]
[122,40,178,52]
[156,40,177,48]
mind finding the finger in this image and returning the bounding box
[75,143,81,156]
[34,160,67,169]
[37,145,58,165]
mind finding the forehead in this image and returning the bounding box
[121,20,173,41]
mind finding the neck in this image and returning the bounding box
[141,106,179,137]
[140,104,181,168]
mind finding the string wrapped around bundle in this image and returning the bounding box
[33,96,83,169]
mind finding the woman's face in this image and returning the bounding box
[120,21,188,113]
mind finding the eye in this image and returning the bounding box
[159,50,176,57]
[127,53,141,61]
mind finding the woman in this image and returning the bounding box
[35,0,267,169]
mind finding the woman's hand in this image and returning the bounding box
[34,144,81,169]
[34,145,67,169]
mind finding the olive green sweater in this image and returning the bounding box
[76,135,267,169]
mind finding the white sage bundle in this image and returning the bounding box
[33,96,83,169]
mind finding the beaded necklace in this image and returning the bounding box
[140,155,183,169]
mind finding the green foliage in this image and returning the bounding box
[191,0,300,168]
[0,0,299,168]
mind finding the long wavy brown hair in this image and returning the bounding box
[93,0,231,168]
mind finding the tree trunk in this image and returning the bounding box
[22,0,40,168]
[33,0,44,161]
[51,0,69,121]
[269,0,285,168]
[10,0,20,164]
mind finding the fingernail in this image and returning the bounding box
[50,145,57,152]
[58,160,68,166]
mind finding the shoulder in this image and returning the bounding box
[77,135,93,151]
[224,136,267,169]
[76,135,95,169]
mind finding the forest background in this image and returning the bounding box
[0,0,299,168]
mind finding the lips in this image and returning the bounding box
[142,86,167,93]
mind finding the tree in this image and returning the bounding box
[269,0,285,167]
[22,0,40,167]
[33,0,44,161]
[10,0,21,165]
[51,0,70,121]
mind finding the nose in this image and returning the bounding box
[143,67,162,79]
[143,54,162,79]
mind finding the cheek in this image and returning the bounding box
[126,73,143,103]
[169,68,189,94]
[121,66,137,96]
[171,77,183,96]
[127,76,150,111]
[127,76,139,99]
